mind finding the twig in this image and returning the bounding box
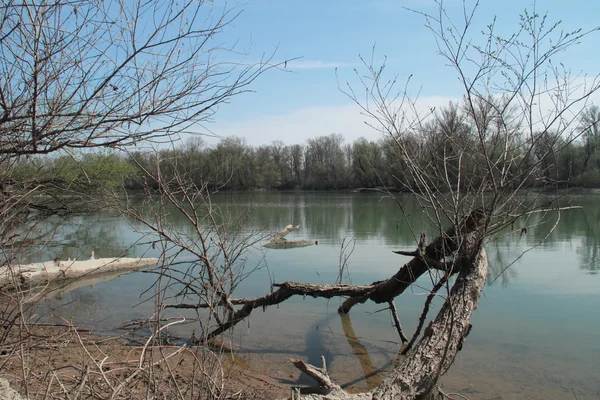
[72,365,90,400]
[388,300,408,343]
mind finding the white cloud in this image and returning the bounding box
[195,75,600,148]
[204,95,459,146]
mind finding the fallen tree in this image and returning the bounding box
[289,248,487,400]
[169,213,488,398]
[264,225,317,249]
[0,254,158,292]
[5,0,586,398]
[168,211,483,338]
[156,1,599,397]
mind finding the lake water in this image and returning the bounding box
[34,192,600,399]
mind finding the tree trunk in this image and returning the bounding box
[288,247,488,400]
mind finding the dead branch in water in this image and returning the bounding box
[166,210,484,342]
[264,225,318,249]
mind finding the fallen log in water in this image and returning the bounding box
[0,254,159,292]
[264,224,317,249]
[269,224,301,241]
[287,247,488,400]
[264,239,318,249]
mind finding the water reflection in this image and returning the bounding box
[23,213,144,263]
[485,241,518,286]
[288,312,404,391]
[508,197,600,275]
[574,206,600,274]
[42,285,103,326]
[209,192,433,246]
[14,191,600,399]
[25,270,140,304]
[338,313,404,390]
[25,192,600,279]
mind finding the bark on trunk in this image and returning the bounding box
[372,247,487,399]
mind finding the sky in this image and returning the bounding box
[189,0,600,147]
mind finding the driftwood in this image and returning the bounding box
[264,239,317,249]
[0,253,159,292]
[269,225,301,241]
[9,269,148,304]
[264,225,317,249]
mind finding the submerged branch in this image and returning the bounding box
[401,275,448,355]
[389,300,409,343]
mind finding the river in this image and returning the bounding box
[33,192,600,399]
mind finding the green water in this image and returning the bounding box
[36,192,600,399]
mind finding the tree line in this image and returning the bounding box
[13,102,600,192]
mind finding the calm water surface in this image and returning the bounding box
[35,192,600,399]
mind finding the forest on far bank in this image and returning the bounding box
[12,102,600,192]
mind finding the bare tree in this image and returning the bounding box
[0,0,279,253]
[0,0,280,226]
[0,0,274,156]
[579,105,600,169]
[122,150,267,342]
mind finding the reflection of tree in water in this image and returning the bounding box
[484,198,600,280]
[24,213,139,263]
[538,197,600,274]
[172,192,474,250]
[237,192,436,247]
[338,313,403,391]
[42,289,103,327]
[577,237,599,274]
[486,241,518,286]
[295,313,404,392]
[575,207,600,274]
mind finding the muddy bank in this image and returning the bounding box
[0,324,288,400]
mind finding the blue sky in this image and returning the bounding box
[194,0,600,146]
